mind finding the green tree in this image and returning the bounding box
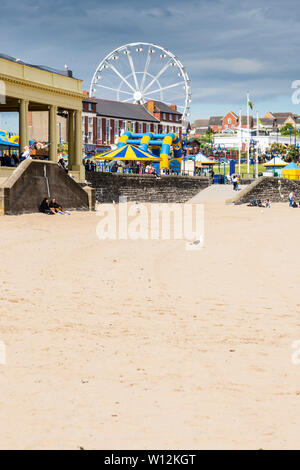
[269,142,287,154]
[286,145,299,162]
[280,123,294,136]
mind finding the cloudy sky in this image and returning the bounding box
[1,0,300,130]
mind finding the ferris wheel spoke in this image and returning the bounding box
[109,64,136,93]
[91,43,190,119]
[140,48,152,91]
[142,60,172,93]
[145,81,185,96]
[95,84,133,95]
[126,52,140,91]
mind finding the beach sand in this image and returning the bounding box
[1,201,300,449]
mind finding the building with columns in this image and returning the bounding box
[0,53,85,182]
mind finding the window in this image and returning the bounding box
[169,114,173,121]
[88,103,93,111]
[88,117,93,126]
[106,119,110,143]
[97,118,102,141]
[228,118,231,124]
[175,115,179,122]
[115,121,119,140]
[163,113,166,120]
[88,132,92,141]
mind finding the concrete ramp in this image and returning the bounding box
[0,160,95,215]
[189,184,245,203]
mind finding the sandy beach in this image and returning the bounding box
[1,200,300,450]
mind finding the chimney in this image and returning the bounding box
[169,104,177,111]
[83,90,89,96]
[147,100,155,115]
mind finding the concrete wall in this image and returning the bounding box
[228,176,300,205]
[28,111,68,142]
[0,160,93,215]
[86,172,210,203]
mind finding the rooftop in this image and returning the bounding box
[149,100,182,116]
[209,116,223,126]
[192,119,209,128]
[0,52,74,78]
[95,99,159,122]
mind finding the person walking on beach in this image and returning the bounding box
[232,174,238,191]
[289,191,294,207]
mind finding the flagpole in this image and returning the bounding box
[239,108,241,176]
[247,91,250,177]
[256,111,259,179]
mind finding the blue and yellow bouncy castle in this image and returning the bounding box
[118,132,182,171]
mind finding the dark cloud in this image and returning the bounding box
[1,0,300,119]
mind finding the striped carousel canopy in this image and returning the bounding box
[95,144,161,161]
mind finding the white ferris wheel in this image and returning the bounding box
[89,42,191,122]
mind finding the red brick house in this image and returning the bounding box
[206,112,254,132]
[82,95,184,156]
[145,100,183,138]
[222,111,238,130]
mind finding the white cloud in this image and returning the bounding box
[186,58,265,74]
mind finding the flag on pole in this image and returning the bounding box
[248,100,254,110]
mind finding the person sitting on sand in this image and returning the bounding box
[39,198,55,215]
[265,199,271,208]
[247,199,264,207]
[49,198,70,215]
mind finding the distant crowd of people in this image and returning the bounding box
[0,153,19,167]
[84,159,97,172]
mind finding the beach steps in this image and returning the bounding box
[0,160,95,215]
[226,176,300,204]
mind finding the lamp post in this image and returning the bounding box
[208,125,211,157]
[57,122,62,144]
[250,139,255,178]
[295,126,297,163]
